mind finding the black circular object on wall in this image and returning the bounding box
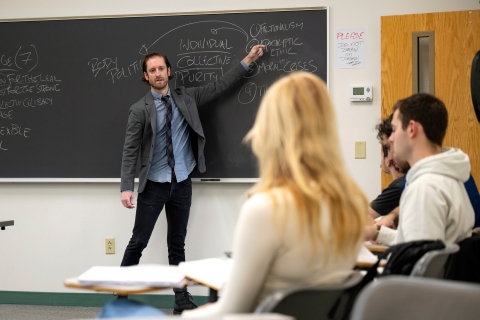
[472,50,480,122]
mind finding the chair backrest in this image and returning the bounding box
[349,276,480,320]
[254,272,363,320]
[409,243,459,278]
[446,235,480,283]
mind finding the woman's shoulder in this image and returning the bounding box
[243,190,295,216]
[238,192,287,240]
[242,192,274,213]
[246,189,292,206]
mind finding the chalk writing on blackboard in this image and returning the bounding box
[140,20,250,55]
[85,19,318,103]
[87,57,143,84]
[0,8,328,179]
[249,22,304,37]
[0,44,62,151]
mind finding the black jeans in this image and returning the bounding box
[121,177,192,267]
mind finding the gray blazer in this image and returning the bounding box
[121,63,248,193]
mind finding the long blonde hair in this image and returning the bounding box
[245,72,367,258]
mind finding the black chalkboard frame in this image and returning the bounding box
[0,7,329,183]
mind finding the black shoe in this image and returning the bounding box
[113,293,128,299]
[173,291,197,315]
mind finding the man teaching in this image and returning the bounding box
[119,45,265,314]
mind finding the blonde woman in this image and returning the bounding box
[183,72,368,317]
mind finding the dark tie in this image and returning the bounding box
[161,95,175,169]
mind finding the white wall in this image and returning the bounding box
[1,0,479,295]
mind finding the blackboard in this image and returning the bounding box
[0,8,328,180]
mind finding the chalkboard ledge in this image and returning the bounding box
[0,178,258,183]
[0,178,122,183]
[191,178,258,183]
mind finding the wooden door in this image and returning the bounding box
[381,10,480,188]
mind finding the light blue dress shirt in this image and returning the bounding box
[147,62,249,183]
[147,89,196,183]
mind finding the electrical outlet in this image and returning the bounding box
[105,238,115,254]
[355,141,366,159]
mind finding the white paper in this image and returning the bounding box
[357,245,379,264]
[364,240,388,252]
[335,28,366,68]
[77,265,187,287]
[178,258,233,290]
[224,315,294,320]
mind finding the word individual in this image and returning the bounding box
[179,38,232,51]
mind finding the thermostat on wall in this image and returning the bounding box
[350,86,372,101]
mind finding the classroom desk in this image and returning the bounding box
[74,314,294,320]
[355,260,386,269]
[364,243,388,254]
[64,278,277,316]
[66,249,386,304]
[196,256,388,301]
[0,220,14,230]
[181,272,221,303]
[64,276,218,302]
[64,278,169,296]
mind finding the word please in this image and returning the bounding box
[336,32,364,40]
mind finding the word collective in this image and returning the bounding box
[177,54,231,68]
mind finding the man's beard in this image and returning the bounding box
[150,77,168,91]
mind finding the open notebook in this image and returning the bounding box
[178,258,233,291]
[75,247,380,290]
[77,264,188,288]
[175,249,379,291]
[357,245,381,264]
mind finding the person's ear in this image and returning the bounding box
[409,120,418,138]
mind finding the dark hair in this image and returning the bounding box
[140,52,174,84]
[376,114,393,141]
[393,93,448,146]
[375,115,393,158]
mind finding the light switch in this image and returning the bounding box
[355,141,366,159]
